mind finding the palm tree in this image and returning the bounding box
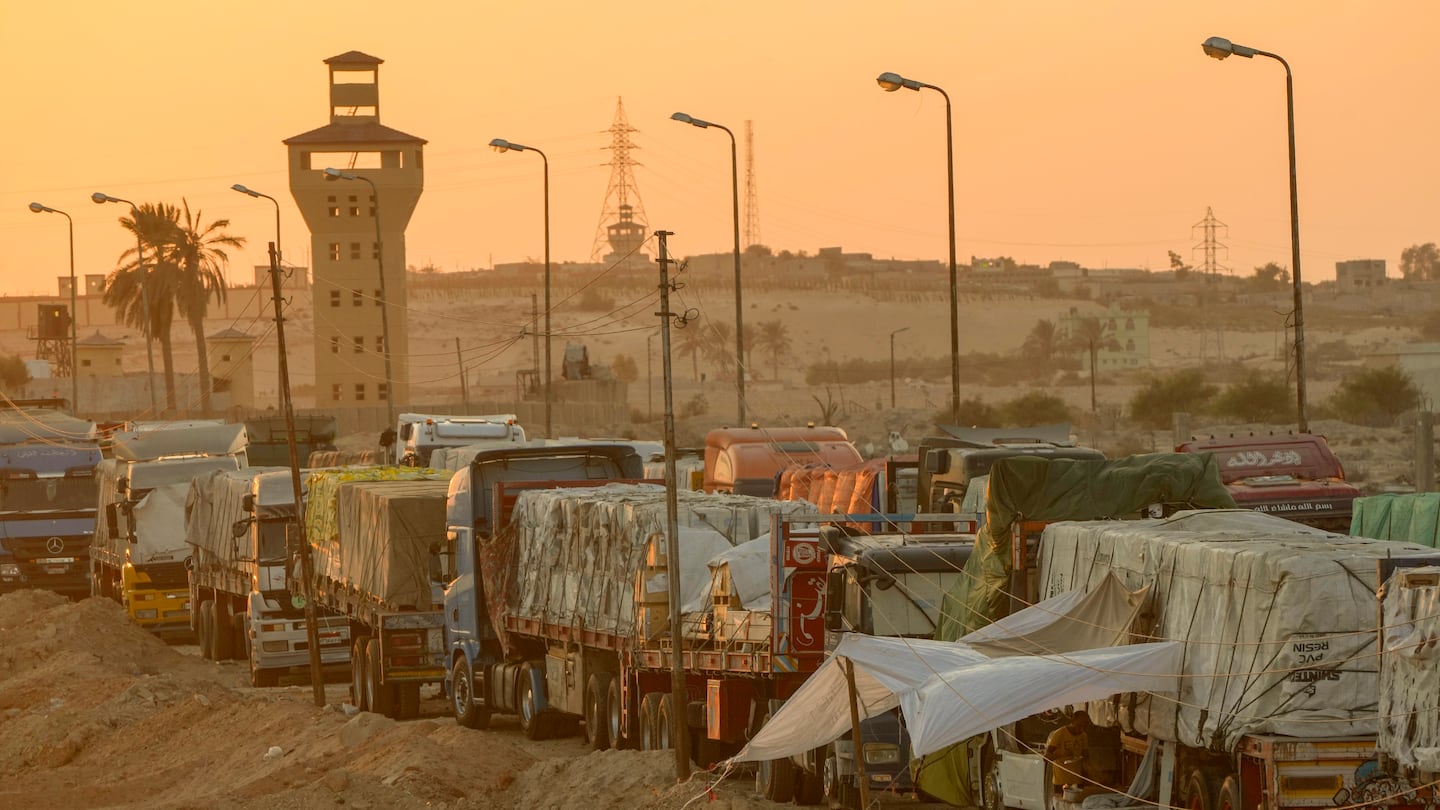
[704,321,735,379]
[674,318,705,382]
[1066,316,1122,413]
[103,203,182,411]
[1021,319,1060,364]
[170,200,243,415]
[754,320,792,380]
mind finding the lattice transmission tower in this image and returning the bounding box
[590,97,651,268]
[1191,206,1231,362]
[744,120,762,249]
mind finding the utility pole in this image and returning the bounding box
[266,241,326,706]
[456,338,469,412]
[656,230,689,781]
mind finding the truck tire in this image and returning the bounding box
[397,683,421,719]
[198,601,215,660]
[232,613,249,661]
[584,672,612,750]
[213,599,235,661]
[350,636,371,711]
[793,762,824,806]
[250,661,280,688]
[639,693,663,750]
[518,663,547,740]
[1185,769,1218,810]
[757,756,795,803]
[1216,775,1241,810]
[365,639,395,717]
[655,694,674,750]
[451,656,491,730]
[605,675,633,750]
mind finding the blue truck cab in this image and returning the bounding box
[0,419,102,598]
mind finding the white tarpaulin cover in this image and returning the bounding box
[499,484,815,638]
[113,422,247,462]
[185,468,290,568]
[130,482,191,565]
[683,534,774,613]
[1379,565,1440,769]
[320,479,450,610]
[961,572,1149,657]
[1041,509,1437,748]
[732,634,1181,762]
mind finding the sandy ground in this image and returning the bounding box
[0,590,950,810]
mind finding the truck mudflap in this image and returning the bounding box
[378,611,447,682]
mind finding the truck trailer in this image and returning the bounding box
[184,468,351,685]
[305,467,452,717]
[95,423,248,636]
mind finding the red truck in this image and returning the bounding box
[1176,432,1361,532]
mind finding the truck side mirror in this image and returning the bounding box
[232,519,251,539]
[241,493,255,513]
[925,449,950,475]
[105,502,120,537]
[824,569,845,633]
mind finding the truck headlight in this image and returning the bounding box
[863,743,900,765]
[427,629,444,653]
[0,564,19,577]
[134,609,158,620]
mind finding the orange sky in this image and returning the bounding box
[3,2,1438,297]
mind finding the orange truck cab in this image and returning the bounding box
[703,425,863,497]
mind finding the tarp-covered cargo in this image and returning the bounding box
[1350,492,1440,548]
[483,484,816,645]
[1379,565,1440,770]
[1041,509,1435,749]
[317,479,449,610]
[96,457,237,564]
[304,466,449,556]
[936,453,1236,639]
[184,467,292,569]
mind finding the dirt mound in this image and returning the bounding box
[506,749,776,810]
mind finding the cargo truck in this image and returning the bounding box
[184,468,351,685]
[95,423,248,636]
[0,409,101,598]
[703,425,863,497]
[395,412,526,467]
[305,467,452,717]
[1176,432,1360,532]
[1376,563,1440,803]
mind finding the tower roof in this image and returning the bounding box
[208,327,254,342]
[324,51,384,66]
[77,330,123,347]
[283,122,427,146]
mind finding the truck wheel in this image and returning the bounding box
[213,599,235,661]
[794,763,824,806]
[198,601,215,660]
[639,693,662,750]
[1216,775,1241,810]
[350,636,371,711]
[365,639,395,717]
[517,663,549,740]
[606,675,632,750]
[757,756,795,803]
[232,613,249,661]
[250,661,280,688]
[655,694,674,750]
[1185,769,1218,810]
[982,768,1003,810]
[584,672,612,750]
[451,657,491,730]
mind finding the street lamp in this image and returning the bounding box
[231,184,284,406]
[91,192,159,414]
[1201,36,1308,433]
[488,139,553,438]
[322,168,397,437]
[28,203,78,414]
[670,111,746,426]
[889,327,910,409]
[876,71,961,426]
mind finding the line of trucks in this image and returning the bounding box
[4,407,1431,810]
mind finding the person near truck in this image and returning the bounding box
[1045,710,1091,795]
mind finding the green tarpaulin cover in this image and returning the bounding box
[1350,493,1440,547]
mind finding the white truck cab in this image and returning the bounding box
[395,413,526,467]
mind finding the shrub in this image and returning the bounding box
[1210,370,1291,424]
[1128,370,1218,430]
[1327,365,1422,426]
[1001,391,1070,427]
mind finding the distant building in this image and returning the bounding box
[251,264,310,289]
[1336,259,1386,289]
[1059,304,1151,370]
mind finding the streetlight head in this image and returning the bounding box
[322,167,356,181]
[91,192,113,205]
[28,202,47,214]
[877,71,921,92]
[231,183,259,197]
[1201,36,1255,60]
[489,138,515,153]
[670,112,692,125]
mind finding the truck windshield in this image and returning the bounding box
[257,520,288,562]
[0,476,97,512]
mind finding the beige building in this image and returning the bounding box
[208,328,257,409]
[1335,259,1386,289]
[284,50,424,409]
[75,331,124,378]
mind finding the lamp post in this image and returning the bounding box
[231,184,284,407]
[1201,36,1308,434]
[876,71,961,427]
[489,139,553,438]
[28,203,78,413]
[322,168,396,436]
[670,112,746,426]
[889,327,910,409]
[91,192,158,414]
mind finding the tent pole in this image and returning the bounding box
[843,657,872,809]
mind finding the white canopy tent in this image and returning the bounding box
[731,575,1181,763]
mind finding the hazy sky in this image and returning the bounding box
[4,2,1438,296]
